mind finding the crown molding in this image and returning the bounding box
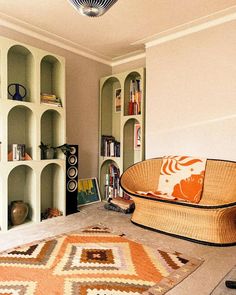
[111,51,146,67]
[1,5,235,67]
[0,11,146,67]
[0,12,112,65]
[134,6,236,48]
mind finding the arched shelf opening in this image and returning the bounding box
[40,109,64,160]
[101,77,121,148]
[8,165,35,229]
[40,163,65,219]
[123,118,142,171]
[100,159,120,200]
[40,55,63,105]
[7,45,35,102]
[8,105,34,160]
[124,71,142,116]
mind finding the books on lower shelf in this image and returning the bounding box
[101,135,120,157]
[104,163,120,200]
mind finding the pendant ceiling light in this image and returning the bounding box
[69,0,118,17]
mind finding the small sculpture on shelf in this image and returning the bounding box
[41,208,62,220]
[8,83,27,101]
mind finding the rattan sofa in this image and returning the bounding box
[120,158,236,246]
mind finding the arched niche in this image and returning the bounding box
[40,109,64,159]
[101,77,121,141]
[40,55,62,101]
[123,118,142,171]
[7,45,34,102]
[124,71,142,116]
[8,165,35,228]
[100,159,120,199]
[8,105,34,160]
[40,163,64,219]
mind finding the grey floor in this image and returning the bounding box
[0,202,235,295]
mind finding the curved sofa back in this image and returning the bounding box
[120,158,236,206]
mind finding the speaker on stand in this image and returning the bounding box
[66,145,79,215]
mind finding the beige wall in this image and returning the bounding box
[0,26,111,178]
[146,20,236,161]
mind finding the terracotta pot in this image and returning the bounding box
[10,200,29,226]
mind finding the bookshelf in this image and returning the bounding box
[99,68,145,200]
[0,36,66,231]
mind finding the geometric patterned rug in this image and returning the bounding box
[0,225,203,294]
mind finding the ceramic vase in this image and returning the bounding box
[10,200,29,226]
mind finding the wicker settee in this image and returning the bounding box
[120,158,236,246]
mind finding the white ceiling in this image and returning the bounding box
[0,0,236,64]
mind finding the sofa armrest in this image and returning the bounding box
[120,158,162,194]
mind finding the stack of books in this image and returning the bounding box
[41,93,62,107]
[104,197,135,214]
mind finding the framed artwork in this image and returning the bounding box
[134,123,141,150]
[115,88,121,112]
[77,177,101,207]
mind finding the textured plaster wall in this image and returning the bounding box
[146,20,236,161]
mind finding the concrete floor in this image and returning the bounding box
[0,202,235,295]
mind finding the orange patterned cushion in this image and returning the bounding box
[157,156,206,203]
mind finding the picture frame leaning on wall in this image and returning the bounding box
[77,177,101,207]
[115,88,121,112]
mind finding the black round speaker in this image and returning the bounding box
[67,166,78,179]
[66,145,79,215]
[68,154,77,165]
[67,179,78,192]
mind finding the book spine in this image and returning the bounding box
[12,144,18,161]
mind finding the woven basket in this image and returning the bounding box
[120,158,236,246]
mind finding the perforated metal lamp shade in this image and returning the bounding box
[68,0,118,17]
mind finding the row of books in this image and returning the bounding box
[41,93,62,107]
[12,144,25,161]
[101,135,120,157]
[104,163,120,200]
[7,144,32,161]
[128,79,142,115]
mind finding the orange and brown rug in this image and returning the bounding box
[0,226,203,294]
